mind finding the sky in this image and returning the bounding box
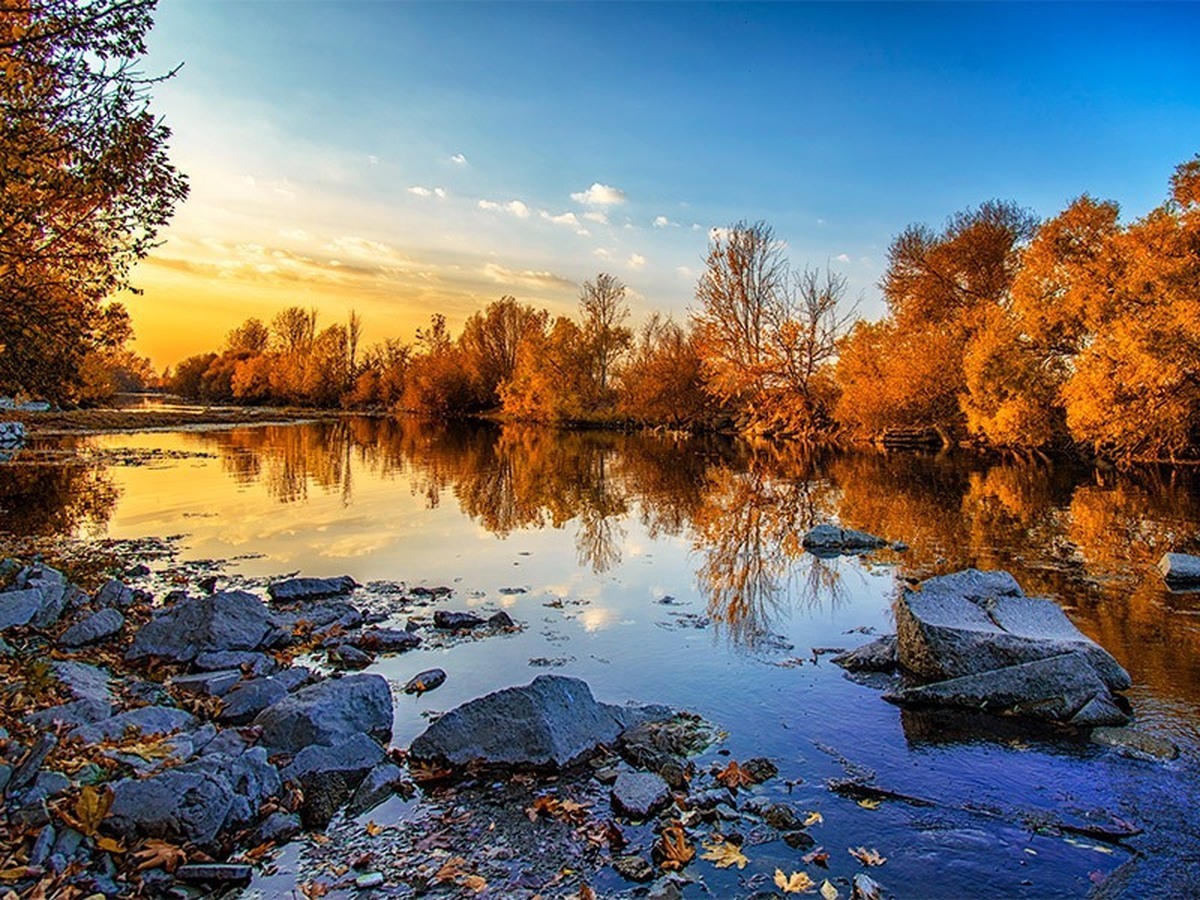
[125,1,1200,369]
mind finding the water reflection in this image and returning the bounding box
[5,418,1200,709]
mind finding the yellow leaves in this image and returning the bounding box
[525,795,591,826]
[95,836,127,855]
[57,785,112,837]
[715,760,755,790]
[804,811,824,827]
[774,868,817,893]
[0,868,34,882]
[848,846,887,867]
[122,736,176,762]
[820,879,840,900]
[700,838,748,869]
[432,857,486,894]
[132,838,187,873]
[655,825,694,871]
[856,798,882,810]
[365,821,385,837]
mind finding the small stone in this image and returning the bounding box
[592,767,621,785]
[328,644,374,669]
[268,575,357,603]
[9,734,57,793]
[94,579,135,609]
[403,668,446,694]
[355,872,385,889]
[612,854,655,883]
[174,863,253,886]
[433,610,485,630]
[487,610,516,628]
[351,627,421,653]
[783,830,816,850]
[29,824,55,866]
[170,669,243,697]
[611,771,671,819]
[742,757,778,783]
[761,802,802,831]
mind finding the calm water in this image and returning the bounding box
[3,418,1199,897]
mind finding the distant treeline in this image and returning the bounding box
[164,153,1200,463]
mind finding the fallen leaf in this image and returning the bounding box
[804,811,824,827]
[715,760,755,790]
[299,881,329,900]
[132,839,187,873]
[122,737,176,762]
[774,868,816,893]
[701,839,749,870]
[434,857,468,884]
[848,846,887,866]
[655,825,695,871]
[0,869,32,882]
[365,821,384,837]
[821,878,839,900]
[802,847,830,868]
[94,836,126,855]
[460,874,487,893]
[59,785,113,837]
[857,798,882,810]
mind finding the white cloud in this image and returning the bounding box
[583,211,609,225]
[834,253,850,263]
[482,263,575,289]
[628,253,646,269]
[409,186,447,199]
[571,182,626,207]
[368,155,379,166]
[540,210,580,227]
[279,228,309,241]
[450,153,468,165]
[478,199,531,218]
[593,247,613,260]
[653,215,677,229]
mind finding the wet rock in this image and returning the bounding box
[126,591,273,663]
[403,668,446,694]
[174,864,253,887]
[783,830,816,850]
[268,575,357,603]
[253,673,393,753]
[274,665,319,693]
[852,873,885,900]
[58,608,124,647]
[170,669,243,697]
[94,578,135,609]
[193,649,279,676]
[742,757,778,782]
[617,714,716,772]
[328,643,374,669]
[351,626,421,653]
[1091,726,1180,761]
[218,677,288,725]
[346,762,410,817]
[410,585,452,599]
[612,854,655,883]
[434,610,485,630]
[1158,552,1200,588]
[0,588,44,631]
[832,635,898,672]
[272,601,365,634]
[284,732,385,828]
[71,706,197,743]
[611,771,671,819]
[252,810,302,845]
[760,802,802,831]
[886,653,1131,726]
[408,674,671,769]
[802,524,889,557]
[488,610,516,628]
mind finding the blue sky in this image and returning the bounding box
[130,1,1200,366]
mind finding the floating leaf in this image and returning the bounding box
[848,846,887,867]
[803,847,830,868]
[804,811,824,827]
[715,760,755,789]
[365,821,384,837]
[774,868,817,893]
[821,879,839,900]
[655,825,695,871]
[701,839,749,869]
[857,798,882,810]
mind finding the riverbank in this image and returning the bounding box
[2,404,365,437]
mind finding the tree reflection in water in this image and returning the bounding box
[8,420,1200,701]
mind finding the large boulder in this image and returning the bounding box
[1158,552,1200,588]
[0,564,68,631]
[408,675,671,769]
[888,569,1130,725]
[126,591,272,663]
[252,674,393,752]
[282,732,385,828]
[268,575,357,603]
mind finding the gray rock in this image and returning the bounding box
[8,734,57,793]
[126,591,273,663]
[284,732,384,828]
[252,810,302,845]
[351,627,421,653]
[199,729,251,758]
[409,675,671,769]
[0,588,43,630]
[94,578,135,609]
[434,610,485,629]
[488,610,516,628]
[29,823,55,866]
[1091,726,1180,761]
[25,698,112,729]
[832,635,898,672]
[802,523,888,557]
[611,771,671,819]
[58,608,124,647]
[761,802,802,831]
[220,748,283,831]
[253,673,393,752]
[346,762,409,817]
[613,854,655,883]
[356,872,385,890]
[617,715,716,772]
[0,764,11,796]
[193,650,279,676]
[50,660,112,705]
[895,569,1130,690]
[71,706,197,743]
[174,864,253,887]
[268,575,357,603]
[403,668,446,694]
[218,677,288,725]
[1158,552,1200,588]
[783,830,816,850]
[328,643,374,669]
[274,665,320,693]
[170,669,244,697]
[24,564,68,628]
[885,652,1131,725]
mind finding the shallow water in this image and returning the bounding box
[3,418,1199,897]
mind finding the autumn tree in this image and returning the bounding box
[458,296,547,408]
[501,316,591,422]
[578,273,632,405]
[619,315,712,428]
[226,317,270,353]
[0,0,187,403]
